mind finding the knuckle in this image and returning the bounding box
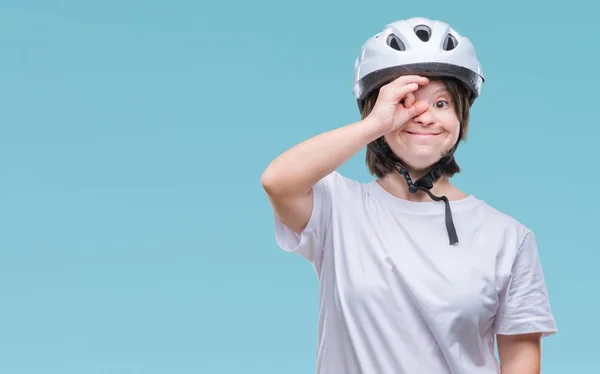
[379,85,392,98]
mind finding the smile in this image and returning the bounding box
[405,131,441,136]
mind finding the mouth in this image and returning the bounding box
[405,131,441,137]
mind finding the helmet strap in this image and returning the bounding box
[368,137,461,245]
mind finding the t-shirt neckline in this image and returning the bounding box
[366,179,484,215]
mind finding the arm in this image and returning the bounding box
[497,333,542,374]
[494,232,557,373]
[261,75,429,234]
[261,117,384,234]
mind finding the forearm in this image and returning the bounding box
[501,361,540,374]
[497,333,542,374]
[261,117,384,197]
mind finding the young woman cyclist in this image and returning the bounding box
[261,17,557,374]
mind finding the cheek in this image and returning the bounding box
[383,130,400,146]
[384,130,407,148]
[383,131,407,157]
[447,121,461,143]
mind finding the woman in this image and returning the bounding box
[261,17,557,373]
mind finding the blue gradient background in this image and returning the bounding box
[0,1,596,373]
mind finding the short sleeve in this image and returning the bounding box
[494,231,558,337]
[273,172,337,274]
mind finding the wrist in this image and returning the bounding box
[359,115,388,140]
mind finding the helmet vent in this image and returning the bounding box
[386,34,406,51]
[414,25,431,42]
[443,34,458,50]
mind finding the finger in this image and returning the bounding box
[406,101,428,118]
[391,75,429,87]
[380,76,427,96]
[381,82,419,103]
[404,92,415,109]
[393,101,428,130]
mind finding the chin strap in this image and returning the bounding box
[368,141,460,245]
[394,157,459,245]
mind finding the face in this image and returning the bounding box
[384,80,460,172]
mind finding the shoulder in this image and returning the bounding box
[318,170,371,196]
[477,200,532,236]
[474,199,538,261]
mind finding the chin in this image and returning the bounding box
[387,138,452,169]
[396,151,446,172]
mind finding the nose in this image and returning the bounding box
[412,107,435,126]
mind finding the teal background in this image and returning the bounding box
[0,0,595,373]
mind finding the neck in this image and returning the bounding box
[378,170,467,202]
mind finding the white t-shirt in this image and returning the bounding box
[273,171,557,374]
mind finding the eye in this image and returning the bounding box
[435,99,449,109]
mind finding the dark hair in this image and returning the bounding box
[363,77,472,178]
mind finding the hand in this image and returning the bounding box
[367,75,430,134]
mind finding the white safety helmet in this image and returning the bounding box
[353,17,484,112]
